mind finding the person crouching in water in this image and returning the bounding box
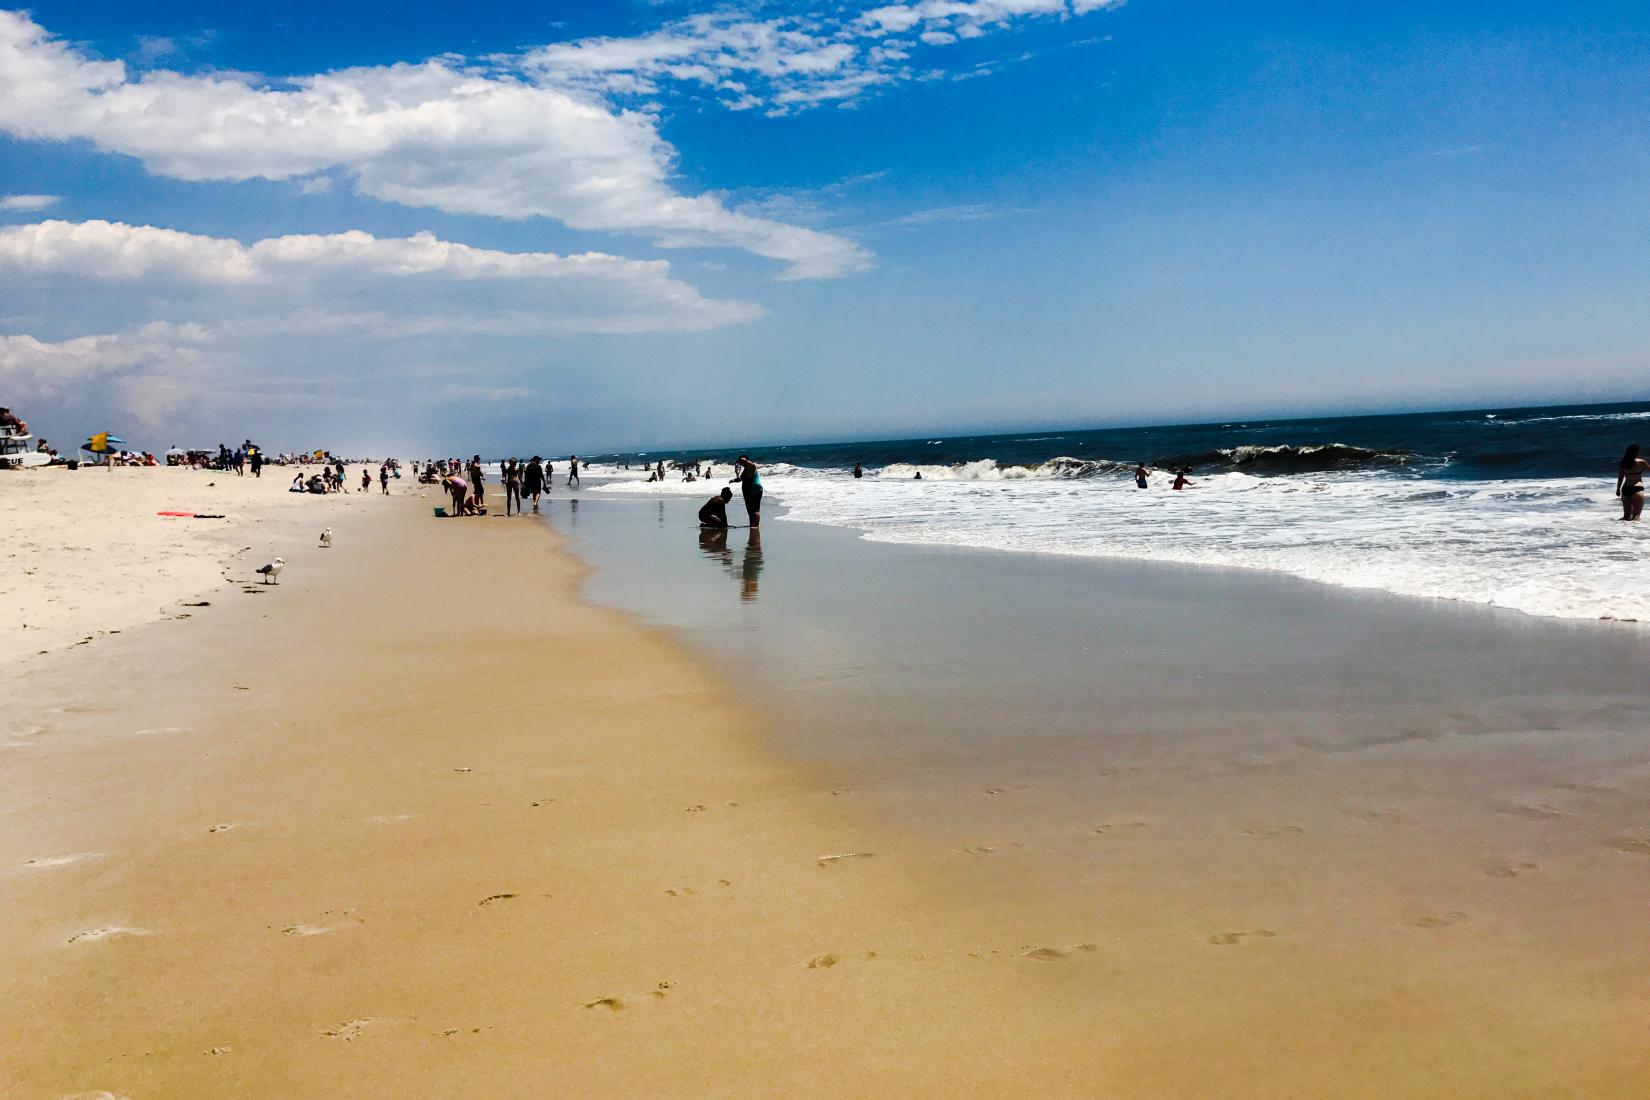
[699,487,733,528]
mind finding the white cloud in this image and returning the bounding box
[0,11,868,279]
[0,321,210,397]
[527,1,1122,113]
[0,219,763,331]
[0,193,60,211]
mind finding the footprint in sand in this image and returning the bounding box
[1484,860,1539,879]
[207,822,254,833]
[478,893,517,906]
[1242,826,1304,840]
[808,953,839,969]
[1414,911,1469,929]
[1021,943,1099,960]
[129,726,193,738]
[67,926,153,945]
[22,852,103,870]
[203,1046,233,1056]
[583,997,624,1011]
[816,851,875,867]
[1091,821,1147,836]
[1344,807,1405,826]
[684,804,708,812]
[1607,836,1650,855]
[1207,930,1276,946]
[1497,803,1567,821]
[650,981,676,999]
[322,1018,382,1040]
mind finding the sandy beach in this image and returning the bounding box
[1,465,381,667]
[1,470,1110,1097]
[6,467,1650,1097]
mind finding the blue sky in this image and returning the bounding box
[2,1,1646,454]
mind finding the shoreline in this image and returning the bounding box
[0,479,1112,1097]
[562,486,1650,1097]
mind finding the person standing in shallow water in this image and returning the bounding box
[567,455,580,488]
[1134,462,1151,489]
[731,454,762,527]
[504,459,522,516]
[523,456,545,513]
[1617,444,1647,521]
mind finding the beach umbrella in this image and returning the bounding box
[82,432,127,469]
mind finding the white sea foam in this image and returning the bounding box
[681,467,1640,623]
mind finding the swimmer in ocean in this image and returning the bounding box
[1617,443,1647,521]
[1172,468,1194,491]
[1134,462,1150,489]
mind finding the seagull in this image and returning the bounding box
[319,527,332,548]
[255,557,285,584]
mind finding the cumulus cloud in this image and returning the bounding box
[525,0,1122,113]
[0,10,868,279]
[0,321,210,396]
[0,192,60,211]
[0,219,763,331]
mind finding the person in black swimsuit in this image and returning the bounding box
[731,455,762,527]
[699,487,733,528]
[1617,443,1647,521]
[523,456,545,512]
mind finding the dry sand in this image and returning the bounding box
[1,465,380,666]
[1,478,1111,1097]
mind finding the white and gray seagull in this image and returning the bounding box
[255,557,285,584]
[319,527,332,548]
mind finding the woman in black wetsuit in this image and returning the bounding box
[731,454,762,527]
[1617,443,1647,521]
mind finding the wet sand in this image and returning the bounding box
[564,488,1650,1096]
[1,481,1116,1097]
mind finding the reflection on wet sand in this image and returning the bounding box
[698,527,764,602]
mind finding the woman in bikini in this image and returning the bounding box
[1617,443,1647,521]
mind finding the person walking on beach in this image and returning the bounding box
[567,455,581,488]
[731,454,762,527]
[1617,444,1647,521]
[1134,462,1151,489]
[250,450,263,478]
[523,456,545,513]
[504,459,523,517]
[467,456,485,506]
[698,487,733,528]
[380,463,390,495]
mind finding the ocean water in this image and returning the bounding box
[586,402,1650,623]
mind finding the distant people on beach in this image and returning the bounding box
[290,472,304,492]
[467,456,485,506]
[732,455,762,527]
[380,463,390,495]
[250,450,263,478]
[699,487,733,528]
[360,468,372,492]
[524,456,545,512]
[1134,462,1151,489]
[1617,444,1647,521]
[1172,468,1194,491]
[568,455,581,488]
